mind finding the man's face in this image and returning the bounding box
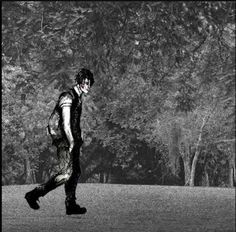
[79,78,91,94]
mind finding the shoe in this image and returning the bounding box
[25,189,40,210]
[66,202,87,215]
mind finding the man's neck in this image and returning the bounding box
[74,85,83,97]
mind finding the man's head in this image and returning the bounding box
[75,68,94,94]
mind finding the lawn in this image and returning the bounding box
[2,184,235,232]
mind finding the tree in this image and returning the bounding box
[2,1,235,186]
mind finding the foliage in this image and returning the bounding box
[2,1,235,186]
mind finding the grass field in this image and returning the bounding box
[2,184,235,232]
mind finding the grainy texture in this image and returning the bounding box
[2,184,235,232]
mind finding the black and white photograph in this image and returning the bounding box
[2,1,235,232]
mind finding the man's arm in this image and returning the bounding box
[59,93,74,153]
[62,106,74,153]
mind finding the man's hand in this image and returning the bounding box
[69,142,74,153]
[50,129,57,136]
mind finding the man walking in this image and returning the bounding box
[25,68,94,215]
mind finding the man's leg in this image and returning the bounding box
[64,144,87,214]
[25,145,72,210]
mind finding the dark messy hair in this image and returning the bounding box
[75,68,94,86]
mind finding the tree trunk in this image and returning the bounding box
[189,150,200,187]
[105,160,114,183]
[99,171,104,183]
[183,157,191,186]
[178,128,192,186]
[201,165,210,187]
[204,170,210,187]
[189,114,209,187]
[25,157,33,184]
[229,166,234,187]
[168,121,181,180]
[229,143,235,187]
[105,170,110,183]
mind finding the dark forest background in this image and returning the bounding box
[2,1,235,187]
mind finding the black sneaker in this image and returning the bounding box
[66,203,87,215]
[25,189,40,210]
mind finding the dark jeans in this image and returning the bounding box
[37,140,81,202]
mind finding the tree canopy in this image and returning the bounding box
[2,1,235,186]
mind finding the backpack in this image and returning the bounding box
[47,106,62,141]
